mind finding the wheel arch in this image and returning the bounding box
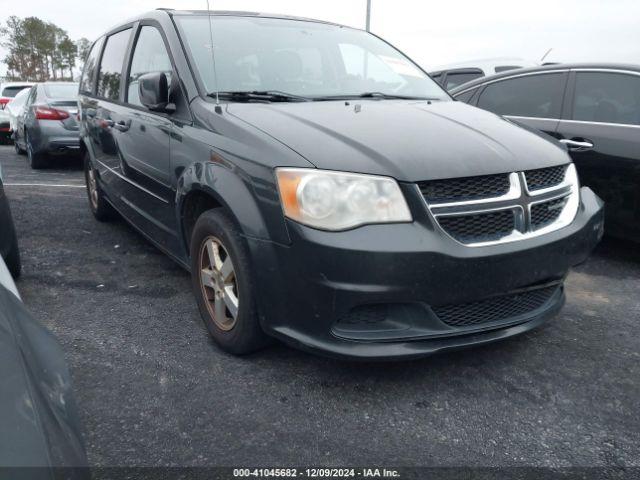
[176,161,290,259]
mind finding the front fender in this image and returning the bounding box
[176,158,292,249]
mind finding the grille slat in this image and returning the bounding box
[438,210,515,243]
[419,173,510,203]
[525,165,567,191]
[531,197,567,230]
[433,286,559,327]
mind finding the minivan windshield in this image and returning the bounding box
[175,15,449,101]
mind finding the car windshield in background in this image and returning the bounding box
[2,86,29,98]
[44,83,79,99]
[175,15,449,101]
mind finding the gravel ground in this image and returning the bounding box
[1,145,639,469]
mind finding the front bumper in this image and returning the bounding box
[249,187,604,360]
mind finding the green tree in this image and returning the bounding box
[57,35,76,80]
[1,16,83,81]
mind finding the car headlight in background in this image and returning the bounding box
[276,168,412,231]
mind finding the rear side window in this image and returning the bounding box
[572,72,640,126]
[444,71,483,91]
[478,73,565,119]
[127,26,173,107]
[97,29,132,101]
[79,37,104,94]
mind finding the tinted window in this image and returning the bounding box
[127,27,173,106]
[97,29,132,101]
[431,73,443,85]
[572,72,640,126]
[44,83,79,99]
[455,89,476,104]
[2,86,30,98]
[79,37,104,94]
[444,71,483,91]
[478,73,565,118]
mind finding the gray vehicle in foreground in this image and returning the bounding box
[0,166,20,278]
[0,274,89,479]
[13,82,80,169]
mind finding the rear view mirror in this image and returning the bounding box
[138,72,174,113]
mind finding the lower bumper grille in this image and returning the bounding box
[432,285,560,328]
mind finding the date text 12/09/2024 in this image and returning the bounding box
[233,468,401,478]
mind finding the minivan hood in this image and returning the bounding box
[227,100,569,181]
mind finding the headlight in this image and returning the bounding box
[276,168,412,231]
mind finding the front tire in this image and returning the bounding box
[190,209,268,355]
[26,131,45,169]
[84,152,116,221]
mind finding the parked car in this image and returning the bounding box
[0,81,33,110]
[6,86,32,145]
[0,262,89,477]
[0,108,10,143]
[13,82,80,168]
[0,166,20,278]
[451,63,640,242]
[79,10,604,360]
[430,58,536,91]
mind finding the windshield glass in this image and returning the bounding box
[175,15,449,100]
[44,83,79,99]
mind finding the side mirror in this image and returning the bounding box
[138,72,175,113]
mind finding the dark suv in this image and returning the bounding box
[79,10,604,360]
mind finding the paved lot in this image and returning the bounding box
[1,145,639,468]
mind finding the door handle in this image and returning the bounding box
[559,138,594,151]
[97,118,114,129]
[113,120,131,132]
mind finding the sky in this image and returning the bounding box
[1,0,639,77]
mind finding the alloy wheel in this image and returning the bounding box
[199,237,239,331]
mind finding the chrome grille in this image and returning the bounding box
[419,173,510,202]
[525,165,568,191]
[421,164,579,246]
[433,285,560,327]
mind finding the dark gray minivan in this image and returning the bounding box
[79,10,604,360]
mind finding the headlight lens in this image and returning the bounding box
[276,168,412,231]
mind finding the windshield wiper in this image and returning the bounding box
[213,90,311,103]
[312,92,441,101]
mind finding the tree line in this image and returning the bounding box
[0,16,92,82]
